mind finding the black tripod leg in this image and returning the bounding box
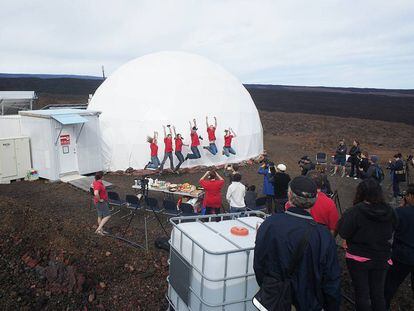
[122,206,140,237]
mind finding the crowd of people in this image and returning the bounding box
[144,116,237,173]
[92,134,413,310]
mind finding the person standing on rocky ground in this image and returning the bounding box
[385,184,414,308]
[159,125,174,174]
[258,161,275,214]
[204,116,218,155]
[273,164,291,213]
[199,170,225,215]
[337,178,397,311]
[254,176,341,310]
[332,139,347,177]
[226,173,246,213]
[357,151,370,179]
[388,153,405,203]
[348,140,361,179]
[92,171,111,236]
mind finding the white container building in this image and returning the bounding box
[0,136,31,184]
[18,109,103,181]
[168,213,266,311]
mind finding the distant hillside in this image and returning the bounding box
[0,75,413,125]
[245,84,414,125]
[0,77,102,95]
[0,73,103,80]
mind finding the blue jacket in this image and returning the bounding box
[254,207,341,311]
[392,205,414,265]
[258,166,274,196]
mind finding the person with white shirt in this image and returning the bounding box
[226,173,246,213]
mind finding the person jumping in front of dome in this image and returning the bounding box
[144,131,160,170]
[172,125,188,173]
[223,128,236,157]
[159,125,174,173]
[203,116,218,155]
[185,119,202,160]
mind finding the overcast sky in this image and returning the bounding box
[1,0,413,88]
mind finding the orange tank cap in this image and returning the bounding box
[230,226,249,236]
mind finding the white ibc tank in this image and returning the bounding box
[168,215,265,311]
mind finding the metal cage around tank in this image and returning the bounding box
[166,211,268,311]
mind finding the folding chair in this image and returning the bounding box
[107,191,124,215]
[121,194,142,219]
[179,203,198,216]
[163,199,181,217]
[144,197,163,213]
[247,197,267,212]
[316,152,327,165]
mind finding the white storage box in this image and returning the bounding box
[167,212,267,311]
[0,136,31,184]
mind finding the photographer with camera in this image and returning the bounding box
[385,184,414,308]
[258,161,276,213]
[199,170,225,215]
[408,155,414,184]
[298,156,315,176]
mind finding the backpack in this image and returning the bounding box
[373,165,385,183]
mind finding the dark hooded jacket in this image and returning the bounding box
[337,202,397,261]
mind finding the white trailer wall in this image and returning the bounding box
[0,115,22,138]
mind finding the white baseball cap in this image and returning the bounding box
[277,164,287,172]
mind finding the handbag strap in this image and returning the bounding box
[286,220,316,278]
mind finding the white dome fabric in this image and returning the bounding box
[88,51,263,171]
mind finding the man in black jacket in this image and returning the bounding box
[332,139,347,177]
[273,163,291,213]
[254,176,341,310]
[388,153,405,200]
[385,184,414,308]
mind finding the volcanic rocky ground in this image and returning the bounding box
[0,86,414,310]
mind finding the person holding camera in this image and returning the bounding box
[199,170,225,215]
[388,153,405,200]
[348,140,361,178]
[332,139,347,177]
[258,161,275,213]
[299,156,315,176]
[159,125,174,173]
[186,119,202,160]
[384,184,414,308]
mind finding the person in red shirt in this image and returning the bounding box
[172,125,188,173]
[159,125,174,173]
[223,128,237,157]
[203,116,218,155]
[199,170,225,215]
[92,171,111,235]
[144,131,160,170]
[285,171,339,235]
[186,119,202,160]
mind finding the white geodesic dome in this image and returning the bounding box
[88,51,263,171]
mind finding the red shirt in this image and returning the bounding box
[175,138,183,152]
[164,137,173,153]
[191,131,200,147]
[150,142,158,157]
[200,179,225,208]
[92,180,108,204]
[224,134,233,147]
[207,127,216,141]
[285,192,339,231]
[310,192,339,231]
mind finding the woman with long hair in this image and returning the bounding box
[337,178,396,311]
[349,140,361,178]
[144,131,160,170]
